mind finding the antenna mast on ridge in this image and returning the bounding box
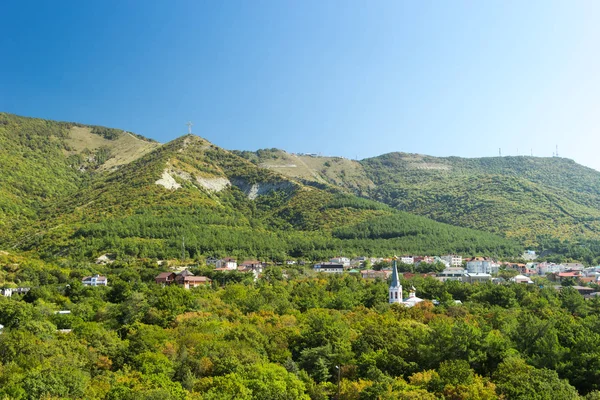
[555,144,559,157]
[186,121,193,134]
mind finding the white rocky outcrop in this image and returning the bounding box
[233,179,295,200]
[196,176,230,192]
[155,170,182,190]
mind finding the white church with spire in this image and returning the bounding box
[389,257,424,307]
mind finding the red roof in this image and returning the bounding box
[558,272,579,277]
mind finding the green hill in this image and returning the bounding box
[361,153,600,245]
[0,113,158,241]
[0,113,521,261]
[240,149,600,249]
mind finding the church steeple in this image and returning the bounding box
[389,258,403,304]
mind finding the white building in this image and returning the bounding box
[510,275,534,284]
[437,267,466,282]
[330,257,351,267]
[216,257,237,270]
[389,260,425,307]
[314,262,344,274]
[537,262,562,275]
[400,256,414,265]
[81,275,108,286]
[402,287,424,308]
[463,273,492,284]
[433,256,451,268]
[389,261,403,304]
[441,255,463,267]
[466,259,499,275]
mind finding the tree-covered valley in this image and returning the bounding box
[1,254,600,399]
[4,112,600,399]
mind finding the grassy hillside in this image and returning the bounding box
[234,149,374,195]
[241,148,600,248]
[7,133,520,261]
[361,153,600,245]
[0,113,159,242]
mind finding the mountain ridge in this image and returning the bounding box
[0,113,521,261]
[237,148,600,250]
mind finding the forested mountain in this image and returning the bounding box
[0,113,158,242]
[0,113,520,261]
[3,113,600,400]
[240,149,600,250]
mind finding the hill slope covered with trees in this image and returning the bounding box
[240,148,600,257]
[0,113,521,261]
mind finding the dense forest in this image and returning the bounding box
[239,148,600,257]
[5,113,600,399]
[1,253,600,399]
[0,113,522,261]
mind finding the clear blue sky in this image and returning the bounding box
[2,1,600,169]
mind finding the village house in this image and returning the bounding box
[551,271,582,282]
[216,257,237,270]
[441,255,463,267]
[510,274,534,284]
[205,257,219,266]
[537,262,562,275]
[154,269,211,289]
[466,258,499,275]
[174,269,195,284]
[330,257,351,267]
[400,256,414,265]
[179,275,211,289]
[155,272,176,285]
[504,263,536,276]
[240,260,263,269]
[578,276,599,285]
[239,260,264,281]
[462,273,492,284]
[436,267,465,282]
[582,266,600,277]
[563,263,586,271]
[314,262,344,273]
[81,275,108,286]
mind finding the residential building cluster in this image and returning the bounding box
[312,252,600,290]
[155,269,212,289]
